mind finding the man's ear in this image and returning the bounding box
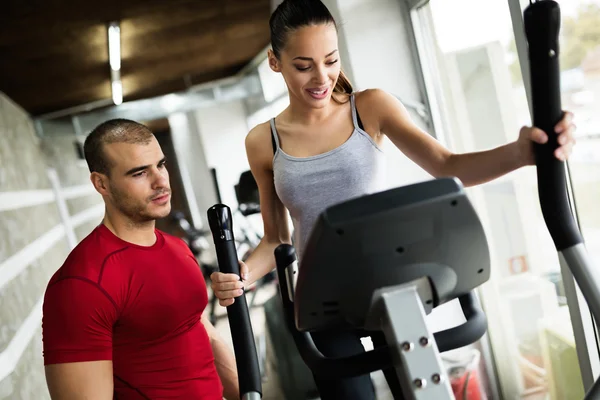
[90,172,110,196]
[268,49,282,73]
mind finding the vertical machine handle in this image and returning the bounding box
[207,204,262,400]
[523,4,600,397]
[523,0,583,250]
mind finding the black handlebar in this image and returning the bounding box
[274,244,487,378]
[207,205,262,399]
[434,292,487,352]
[524,0,583,251]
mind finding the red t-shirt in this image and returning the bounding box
[42,224,223,399]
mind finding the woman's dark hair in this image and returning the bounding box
[270,0,353,99]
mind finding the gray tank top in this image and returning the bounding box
[271,94,387,261]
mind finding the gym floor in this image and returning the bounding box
[212,283,394,400]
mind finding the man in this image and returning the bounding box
[42,119,240,399]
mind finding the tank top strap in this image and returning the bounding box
[269,118,281,155]
[349,93,360,131]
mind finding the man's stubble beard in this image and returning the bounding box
[109,185,170,224]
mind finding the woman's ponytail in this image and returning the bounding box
[333,69,353,103]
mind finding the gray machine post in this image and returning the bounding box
[524,2,600,398]
[370,284,454,398]
[276,177,491,399]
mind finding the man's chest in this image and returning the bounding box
[112,253,209,343]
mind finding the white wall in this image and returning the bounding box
[0,92,105,399]
[194,100,251,211]
[168,112,218,229]
[333,0,425,107]
[194,100,273,238]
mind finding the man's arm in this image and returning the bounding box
[45,361,114,400]
[202,314,240,400]
[42,278,117,399]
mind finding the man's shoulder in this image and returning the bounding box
[49,225,129,285]
[159,229,189,249]
[157,230,198,264]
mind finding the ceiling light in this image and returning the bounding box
[108,22,121,71]
[107,21,123,106]
[112,80,123,105]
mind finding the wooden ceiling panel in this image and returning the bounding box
[120,22,219,63]
[121,50,224,96]
[2,42,108,81]
[0,23,106,53]
[5,73,112,112]
[222,0,272,15]
[1,0,212,27]
[117,2,223,42]
[0,0,272,116]
[1,61,108,93]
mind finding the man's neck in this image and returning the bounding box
[102,213,157,247]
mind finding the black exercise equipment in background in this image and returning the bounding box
[171,211,210,257]
[211,167,223,204]
[235,170,261,217]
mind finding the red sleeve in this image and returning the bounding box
[42,277,118,365]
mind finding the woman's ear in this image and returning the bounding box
[268,49,282,73]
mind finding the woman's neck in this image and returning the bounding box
[286,95,339,125]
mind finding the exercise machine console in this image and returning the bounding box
[275,177,490,399]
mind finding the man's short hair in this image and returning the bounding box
[84,118,154,175]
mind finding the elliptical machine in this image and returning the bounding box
[275,178,489,399]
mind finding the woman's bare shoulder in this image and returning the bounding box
[245,120,276,168]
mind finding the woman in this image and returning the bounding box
[211,0,577,398]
